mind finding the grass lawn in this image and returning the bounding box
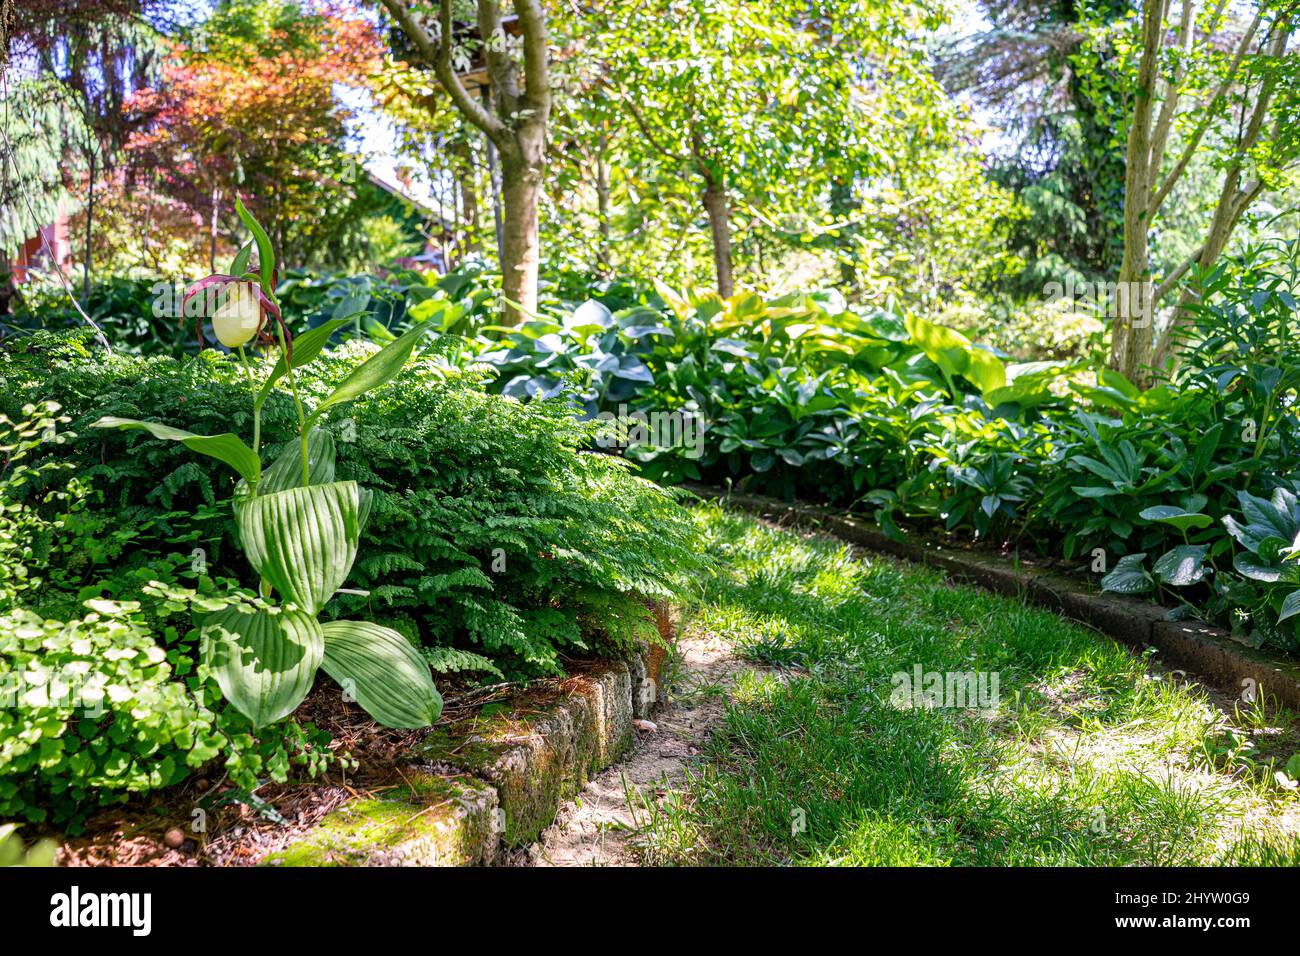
[637,505,1300,866]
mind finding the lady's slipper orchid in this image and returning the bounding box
[212,281,262,348]
[183,274,290,358]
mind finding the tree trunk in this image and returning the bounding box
[499,159,542,323]
[702,183,734,299]
[0,250,13,319]
[830,177,857,289]
[596,129,612,273]
[456,142,481,257]
[209,185,221,273]
[1106,0,1162,383]
[379,0,551,324]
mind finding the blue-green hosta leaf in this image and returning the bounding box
[320,620,442,728]
[1152,544,1209,586]
[201,604,322,727]
[1277,591,1300,625]
[1234,551,1283,582]
[92,417,260,487]
[1100,553,1154,594]
[1139,505,1213,532]
[235,480,362,615]
[308,322,431,424]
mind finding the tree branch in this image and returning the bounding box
[1148,7,1262,216]
[1153,243,1205,301]
[514,0,551,118]
[608,80,689,168]
[378,0,507,143]
[1147,0,1197,191]
[477,0,520,118]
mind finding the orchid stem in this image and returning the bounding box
[237,345,261,495]
[274,323,310,486]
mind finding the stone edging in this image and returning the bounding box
[260,659,641,867]
[694,485,1300,710]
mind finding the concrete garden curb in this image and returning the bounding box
[693,485,1300,710]
[261,659,639,867]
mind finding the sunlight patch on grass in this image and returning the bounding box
[639,504,1300,866]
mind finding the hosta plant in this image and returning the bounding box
[93,198,442,729]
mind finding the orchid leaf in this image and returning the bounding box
[235,480,362,615]
[307,321,430,426]
[201,604,323,728]
[92,417,261,487]
[255,318,349,411]
[235,196,275,294]
[321,620,442,727]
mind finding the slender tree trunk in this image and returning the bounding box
[0,250,13,319]
[830,177,857,289]
[456,142,481,256]
[209,185,221,273]
[702,182,734,298]
[1106,0,1162,383]
[499,143,543,321]
[596,129,612,273]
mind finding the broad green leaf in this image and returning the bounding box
[320,620,442,727]
[1152,544,1209,586]
[236,428,336,498]
[331,292,370,322]
[1233,552,1282,582]
[235,196,275,294]
[235,480,362,615]
[1138,505,1214,532]
[92,417,260,487]
[201,604,322,727]
[307,321,430,425]
[255,318,349,411]
[1278,591,1300,624]
[964,347,1007,395]
[1100,553,1153,594]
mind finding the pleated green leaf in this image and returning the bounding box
[201,604,323,727]
[320,620,443,728]
[235,480,361,614]
[236,428,336,499]
[92,417,261,487]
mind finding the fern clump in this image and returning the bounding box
[3,337,705,678]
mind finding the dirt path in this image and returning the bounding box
[520,629,744,866]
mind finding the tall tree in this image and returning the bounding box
[1108,0,1298,382]
[126,0,381,268]
[594,0,941,299]
[379,0,551,324]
